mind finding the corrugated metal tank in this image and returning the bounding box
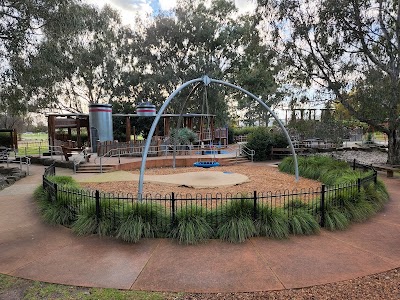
[89,103,113,152]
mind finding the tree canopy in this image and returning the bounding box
[257,0,400,164]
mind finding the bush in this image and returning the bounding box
[35,177,80,226]
[256,206,289,239]
[246,127,288,161]
[283,200,320,235]
[287,210,320,235]
[216,198,256,243]
[116,202,165,243]
[169,206,213,245]
[233,127,258,136]
[324,208,350,231]
[279,155,368,185]
[72,200,120,237]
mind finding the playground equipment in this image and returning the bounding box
[193,83,219,168]
[138,75,299,197]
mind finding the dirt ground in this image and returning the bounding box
[79,164,321,197]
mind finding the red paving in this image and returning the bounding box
[0,164,399,293]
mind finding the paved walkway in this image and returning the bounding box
[0,164,399,293]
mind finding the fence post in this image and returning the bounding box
[374,170,378,184]
[95,190,100,220]
[54,183,58,202]
[320,184,325,228]
[353,159,356,170]
[253,191,257,221]
[357,178,361,193]
[171,192,176,227]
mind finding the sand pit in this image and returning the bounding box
[78,164,321,196]
[77,170,249,189]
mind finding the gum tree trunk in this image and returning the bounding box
[387,127,400,165]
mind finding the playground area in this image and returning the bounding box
[77,163,320,196]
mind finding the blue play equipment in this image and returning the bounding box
[193,161,220,168]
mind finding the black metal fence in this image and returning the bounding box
[42,160,378,234]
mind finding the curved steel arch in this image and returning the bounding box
[138,76,299,196]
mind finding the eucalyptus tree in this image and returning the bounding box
[257,0,400,164]
[9,3,140,114]
[133,0,278,127]
[0,0,73,119]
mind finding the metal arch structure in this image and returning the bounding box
[138,75,299,197]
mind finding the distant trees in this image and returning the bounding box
[135,0,279,126]
[8,3,140,114]
[1,0,279,131]
[257,0,400,164]
[0,0,74,125]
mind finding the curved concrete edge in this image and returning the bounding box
[0,164,399,293]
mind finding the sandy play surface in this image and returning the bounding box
[78,164,321,196]
[77,170,249,188]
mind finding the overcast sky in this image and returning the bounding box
[84,0,257,26]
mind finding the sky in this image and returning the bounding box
[84,0,257,26]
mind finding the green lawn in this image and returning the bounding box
[21,133,48,141]
[0,274,180,300]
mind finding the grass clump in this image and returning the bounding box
[323,208,350,231]
[169,206,213,245]
[216,198,256,243]
[279,155,364,185]
[116,202,165,243]
[284,200,320,235]
[34,176,80,226]
[256,206,289,239]
[72,200,120,237]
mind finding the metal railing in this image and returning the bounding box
[238,143,255,162]
[73,148,90,173]
[0,148,31,175]
[41,160,378,235]
[94,143,239,173]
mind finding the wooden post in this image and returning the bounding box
[67,116,72,140]
[126,116,131,142]
[12,129,18,149]
[86,116,92,147]
[76,117,81,147]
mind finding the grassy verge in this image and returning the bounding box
[0,273,179,300]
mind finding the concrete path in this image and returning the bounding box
[0,164,399,292]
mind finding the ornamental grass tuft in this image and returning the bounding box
[169,206,213,245]
[116,202,165,243]
[255,206,289,239]
[215,197,257,243]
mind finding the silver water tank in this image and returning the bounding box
[89,103,113,152]
[136,101,156,117]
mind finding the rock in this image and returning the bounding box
[6,178,15,184]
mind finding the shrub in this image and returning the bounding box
[72,200,120,237]
[46,175,80,189]
[339,190,375,223]
[116,202,165,243]
[246,127,288,161]
[233,127,258,136]
[216,198,256,243]
[169,206,213,245]
[284,200,320,235]
[256,206,289,239]
[324,208,350,231]
[287,210,320,235]
[363,180,389,211]
[34,178,79,226]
